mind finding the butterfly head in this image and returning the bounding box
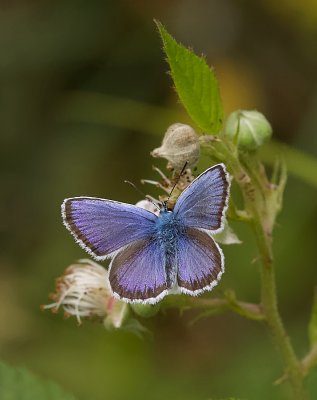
[160,200,173,214]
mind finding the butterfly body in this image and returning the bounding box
[153,208,185,288]
[155,209,184,252]
[62,164,230,304]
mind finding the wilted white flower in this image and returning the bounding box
[43,259,128,328]
[135,199,160,215]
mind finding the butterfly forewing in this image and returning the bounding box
[174,164,230,233]
[177,228,223,294]
[109,238,168,303]
[62,197,157,260]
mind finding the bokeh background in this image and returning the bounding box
[1,1,317,399]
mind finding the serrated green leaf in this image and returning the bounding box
[308,288,317,347]
[156,20,223,134]
[0,361,77,400]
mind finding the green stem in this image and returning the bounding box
[253,218,306,399]
[302,344,317,376]
[218,140,307,398]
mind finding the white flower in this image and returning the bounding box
[44,259,128,327]
[135,199,160,215]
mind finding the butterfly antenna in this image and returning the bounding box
[166,161,188,207]
[124,180,161,212]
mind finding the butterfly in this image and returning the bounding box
[61,163,230,304]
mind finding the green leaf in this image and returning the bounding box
[0,360,77,400]
[308,288,317,347]
[155,20,223,134]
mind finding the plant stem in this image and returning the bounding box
[253,219,307,399]
[199,138,309,397]
[226,144,307,399]
[302,344,317,376]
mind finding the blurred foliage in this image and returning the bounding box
[308,289,317,347]
[0,361,77,400]
[1,1,317,399]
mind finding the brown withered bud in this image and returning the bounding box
[151,123,200,171]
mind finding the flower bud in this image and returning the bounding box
[130,303,161,318]
[104,298,129,329]
[224,110,272,151]
[43,259,128,328]
[151,123,200,171]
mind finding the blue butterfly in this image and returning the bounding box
[61,164,230,304]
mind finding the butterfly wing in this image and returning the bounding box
[173,164,230,233]
[109,238,168,304]
[62,197,157,261]
[177,228,224,294]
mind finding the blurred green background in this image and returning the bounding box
[1,1,317,399]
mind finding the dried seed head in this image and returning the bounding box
[151,123,200,171]
[224,110,272,151]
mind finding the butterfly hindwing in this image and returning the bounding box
[109,238,168,304]
[174,164,230,232]
[62,197,157,260]
[177,228,224,294]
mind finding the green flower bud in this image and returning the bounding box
[224,110,272,151]
[131,303,160,318]
[151,123,200,171]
